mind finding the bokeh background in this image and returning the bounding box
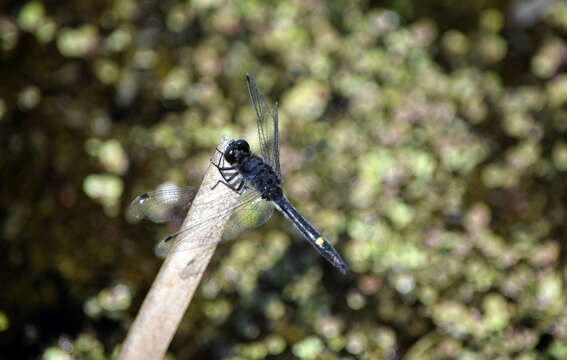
[3,0,567,358]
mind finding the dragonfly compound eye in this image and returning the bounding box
[224,140,250,164]
[234,140,250,153]
[224,145,237,163]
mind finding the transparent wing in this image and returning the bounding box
[129,185,197,223]
[223,191,275,240]
[156,187,275,255]
[246,72,281,179]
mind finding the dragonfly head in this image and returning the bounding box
[225,139,250,164]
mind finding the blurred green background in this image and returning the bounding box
[3,0,567,358]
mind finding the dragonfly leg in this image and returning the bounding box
[211,157,240,188]
[211,157,242,189]
[218,171,240,184]
[232,179,245,192]
[211,151,225,168]
[211,153,237,172]
[211,178,245,193]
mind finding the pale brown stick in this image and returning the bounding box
[117,137,239,360]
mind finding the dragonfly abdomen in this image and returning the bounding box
[273,196,349,274]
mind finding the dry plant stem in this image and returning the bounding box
[117,137,239,360]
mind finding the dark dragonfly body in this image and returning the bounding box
[218,137,349,274]
[130,73,349,275]
[225,140,283,201]
[274,197,349,274]
[214,72,349,274]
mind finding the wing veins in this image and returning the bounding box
[246,73,276,172]
[156,189,264,254]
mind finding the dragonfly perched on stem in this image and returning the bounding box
[130,73,349,274]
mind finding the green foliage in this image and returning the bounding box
[2,0,567,358]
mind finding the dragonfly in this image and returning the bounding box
[130,73,349,274]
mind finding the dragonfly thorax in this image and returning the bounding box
[225,138,282,201]
[238,154,283,201]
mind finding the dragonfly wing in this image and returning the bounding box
[272,101,281,180]
[129,185,197,223]
[177,190,275,280]
[246,72,281,179]
[154,188,269,255]
[222,191,275,240]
